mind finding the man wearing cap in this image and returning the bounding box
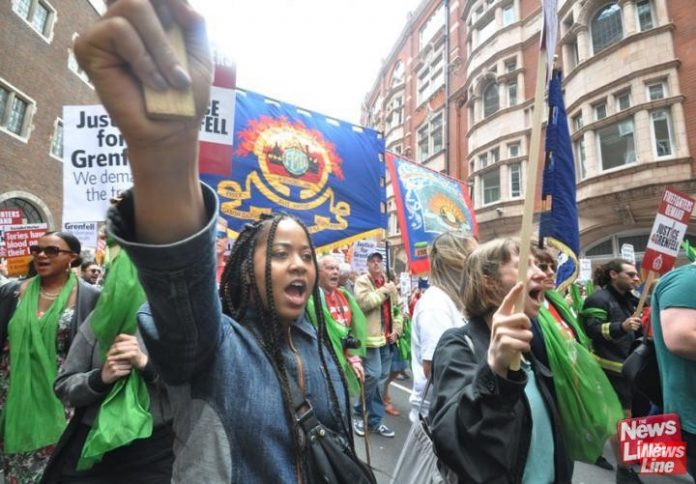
[352,251,403,438]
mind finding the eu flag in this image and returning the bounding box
[539,70,579,291]
[201,89,386,250]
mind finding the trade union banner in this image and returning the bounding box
[201,89,386,251]
[386,152,478,274]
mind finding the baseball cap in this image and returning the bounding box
[367,251,383,261]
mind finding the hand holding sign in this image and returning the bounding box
[74,0,211,163]
[488,282,534,378]
[74,0,213,243]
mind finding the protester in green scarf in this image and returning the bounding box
[48,246,174,483]
[533,248,623,464]
[0,232,99,483]
[306,256,367,397]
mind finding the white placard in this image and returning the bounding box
[578,258,592,282]
[62,105,133,223]
[350,240,377,274]
[620,243,636,265]
[63,221,99,250]
[199,86,236,145]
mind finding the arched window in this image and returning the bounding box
[391,61,404,87]
[0,198,44,224]
[591,3,623,54]
[483,82,499,117]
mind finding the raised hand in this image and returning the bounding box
[487,282,534,378]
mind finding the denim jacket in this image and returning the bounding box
[107,184,348,483]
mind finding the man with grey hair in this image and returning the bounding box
[338,262,354,294]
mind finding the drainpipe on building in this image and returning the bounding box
[444,0,450,176]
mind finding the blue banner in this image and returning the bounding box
[386,153,478,274]
[539,70,580,291]
[201,89,386,250]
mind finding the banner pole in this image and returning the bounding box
[633,270,657,319]
[511,46,548,371]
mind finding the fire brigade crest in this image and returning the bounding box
[217,115,350,233]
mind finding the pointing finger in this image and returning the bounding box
[498,282,524,316]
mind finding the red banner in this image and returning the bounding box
[0,209,24,226]
[3,223,48,277]
[619,414,687,475]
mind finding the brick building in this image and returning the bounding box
[362,0,696,272]
[0,0,102,230]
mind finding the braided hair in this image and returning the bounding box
[218,213,354,472]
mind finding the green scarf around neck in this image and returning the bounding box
[3,273,76,453]
[544,289,591,349]
[306,289,367,397]
[78,249,151,470]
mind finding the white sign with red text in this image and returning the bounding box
[642,187,694,274]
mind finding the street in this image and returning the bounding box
[355,375,693,484]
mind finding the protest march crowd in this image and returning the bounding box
[0,1,695,483]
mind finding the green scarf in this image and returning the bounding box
[78,250,151,470]
[306,289,367,397]
[544,289,591,350]
[537,305,623,462]
[395,304,411,362]
[3,273,76,453]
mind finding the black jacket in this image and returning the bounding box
[580,286,639,373]
[428,317,572,484]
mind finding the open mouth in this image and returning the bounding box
[284,280,308,306]
[528,286,543,305]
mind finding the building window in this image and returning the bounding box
[508,82,518,106]
[490,147,500,163]
[502,3,517,26]
[647,81,666,100]
[636,0,654,31]
[419,3,445,49]
[468,181,475,205]
[597,118,636,170]
[478,14,497,46]
[391,61,405,86]
[505,58,517,72]
[508,142,521,158]
[650,109,673,157]
[469,159,475,174]
[509,163,522,198]
[575,138,587,180]
[615,91,631,111]
[573,114,584,131]
[50,118,63,159]
[479,153,488,169]
[567,39,580,69]
[594,102,607,120]
[591,3,623,54]
[482,169,501,204]
[483,82,499,117]
[12,0,55,38]
[0,81,35,138]
[416,46,444,104]
[417,111,444,162]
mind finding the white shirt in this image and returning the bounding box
[409,286,466,422]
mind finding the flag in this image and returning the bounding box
[385,153,478,274]
[539,69,579,291]
[201,89,386,251]
[541,0,559,79]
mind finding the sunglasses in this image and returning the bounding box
[29,245,75,257]
[538,262,556,272]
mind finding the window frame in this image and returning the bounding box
[0,79,34,141]
[596,117,637,171]
[594,102,608,121]
[416,111,445,162]
[509,162,522,198]
[507,142,521,158]
[508,81,518,107]
[502,3,517,26]
[646,81,667,101]
[483,81,500,118]
[11,0,56,40]
[635,0,655,31]
[590,2,624,55]
[649,108,674,159]
[481,168,501,205]
[50,118,64,161]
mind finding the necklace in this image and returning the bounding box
[40,287,62,300]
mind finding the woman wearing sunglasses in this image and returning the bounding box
[0,232,99,482]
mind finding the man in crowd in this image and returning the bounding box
[651,262,696,480]
[353,251,402,438]
[314,256,365,386]
[581,259,643,483]
[338,262,354,294]
[80,260,102,285]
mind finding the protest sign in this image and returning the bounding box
[350,240,377,274]
[62,105,133,223]
[620,243,635,265]
[578,258,592,282]
[0,209,24,226]
[619,414,686,475]
[642,187,695,274]
[63,222,99,250]
[399,272,411,298]
[3,223,48,276]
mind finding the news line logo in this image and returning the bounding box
[619,414,687,475]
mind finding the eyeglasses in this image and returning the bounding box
[216,230,227,239]
[538,262,556,272]
[29,245,74,257]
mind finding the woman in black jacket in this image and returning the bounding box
[429,238,572,484]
